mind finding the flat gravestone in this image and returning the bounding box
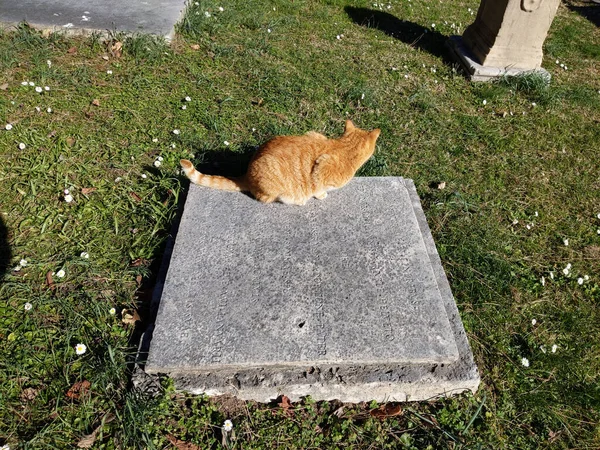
[145,178,480,402]
[0,0,186,38]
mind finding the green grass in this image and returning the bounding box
[1,0,600,448]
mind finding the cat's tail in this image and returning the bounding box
[180,159,248,192]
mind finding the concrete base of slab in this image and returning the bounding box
[144,177,479,403]
[0,0,186,39]
[447,36,551,82]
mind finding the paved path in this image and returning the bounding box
[0,0,187,38]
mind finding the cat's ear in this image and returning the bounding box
[344,120,355,132]
[371,128,381,140]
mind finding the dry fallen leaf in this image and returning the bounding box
[67,46,78,54]
[47,130,57,138]
[66,137,76,146]
[130,192,142,202]
[77,413,115,448]
[20,387,39,402]
[91,99,100,107]
[190,44,200,50]
[0,83,8,90]
[110,41,123,58]
[130,257,148,267]
[81,187,97,195]
[121,308,141,325]
[46,270,55,291]
[66,380,91,400]
[166,434,201,450]
[369,403,403,420]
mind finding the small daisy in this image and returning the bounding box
[204,11,211,17]
[563,238,569,246]
[18,143,26,150]
[29,81,35,86]
[218,6,224,12]
[141,173,147,179]
[114,177,122,183]
[22,81,29,86]
[47,60,52,67]
[171,143,176,148]
[526,224,531,230]
[534,211,538,217]
[431,23,436,28]
[562,267,569,276]
[13,264,21,272]
[597,229,600,235]
[532,318,537,326]
[47,107,52,113]
[551,344,558,353]
[512,219,519,225]
[75,343,87,355]
[521,357,529,367]
[531,102,536,107]
[224,141,230,146]
[56,269,66,278]
[35,86,43,93]
[181,105,187,110]
[336,35,341,40]
[24,302,33,311]
[44,86,50,91]
[152,138,158,143]
[223,420,233,432]
[566,263,572,270]
[64,194,74,203]
[109,307,116,315]
[107,70,113,75]
[0,444,10,450]
[172,129,180,135]
[80,252,89,259]
[584,275,589,281]
[267,28,272,33]
[185,96,191,102]
[361,93,365,100]
[597,213,600,219]
[153,160,162,168]
[482,99,487,106]
[157,156,164,162]
[20,259,28,267]
[577,277,584,285]
[35,107,41,112]
[5,124,13,130]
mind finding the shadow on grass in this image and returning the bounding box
[345,6,449,60]
[566,2,600,27]
[0,215,11,282]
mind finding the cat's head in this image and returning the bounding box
[343,120,381,162]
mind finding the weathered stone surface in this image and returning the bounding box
[145,177,480,402]
[447,36,551,82]
[0,0,185,38]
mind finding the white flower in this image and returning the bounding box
[80,252,89,259]
[531,102,536,107]
[20,259,28,267]
[107,70,113,75]
[171,143,176,148]
[361,93,365,100]
[531,318,537,325]
[540,277,545,287]
[109,307,116,315]
[577,277,584,285]
[185,96,191,102]
[224,141,230,146]
[64,189,70,195]
[5,124,12,130]
[521,357,529,367]
[562,268,569,276]
[47,59,52,67]
[540,345,546,354]
[157,156,164,161]
[153,160,162,168]
[512,219,519,225]
[551,344,558,353]
[597,229,600,235]
[152,138,158,143]
[204,11,211,17]
[431,23,436,28]
[267,28,272,33]
[252,128,256,132]
[336,35,341,40]
[64,194,74,203]
[172,129,180,135]
[482,99,487,105]
[566,263,572,270]
[35,86,43,93]
[56,269,66,278]
[534,211,538,217]
[44,86,50,91]
[35,106,41,112]
[24,302,33,311]
[29,81,35,86]
[13,265,21,272]
[75,343,87,355]
[141,173,147,179]
[550,271,554,280]
[584,275,589,281]
[47,107,52,113]
[563,239,569,246]
[597,213,600,220]
[0,444,10,450]
[223,420,233,432]
[181,105,187,110]
[18,143,26,150]
[114,177,122,183]
[22,81,28,86]
[219,6,224,12]
[526,224,531,230]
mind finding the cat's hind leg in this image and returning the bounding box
[314,191,328,200]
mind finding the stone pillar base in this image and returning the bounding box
[447,36,551,82]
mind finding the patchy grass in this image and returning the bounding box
[1,0,600,448]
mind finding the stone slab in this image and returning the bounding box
[144,177,480,402]
[0,0,186,38]
[447,36,551,82]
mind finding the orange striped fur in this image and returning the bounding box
[180,120,380,205]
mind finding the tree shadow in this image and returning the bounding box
[0,215,11,283]
[345,6,450,61]
[565,2,600,27]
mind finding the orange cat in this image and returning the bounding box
[180,120,380,205]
